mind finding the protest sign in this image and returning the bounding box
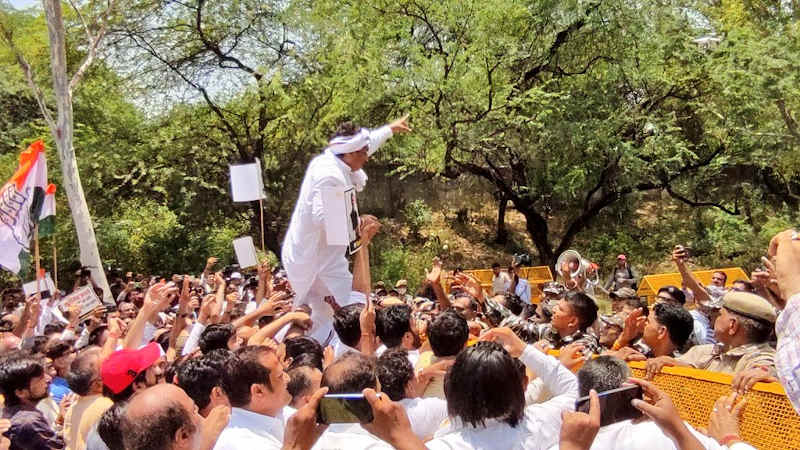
[229,160,266,202]
[22,273,56,300]
[321,187,362,254]
[62,285,103,319]
[233,236,259,268]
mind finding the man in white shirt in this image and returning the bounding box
[557,355,756,450]
[312,352,393,449]
[377,348,448,440]
[491,262,511,295]
[281,117,410,343]
[214,345,294,449]
[375,304,421,366]
[357,327,578,450]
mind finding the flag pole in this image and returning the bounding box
[34,223,41,296]
[52,238,58,288]
[259,198,266,252]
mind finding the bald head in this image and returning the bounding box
[322,352,377,395]
[122,384,199,450]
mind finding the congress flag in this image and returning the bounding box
[0,140,50,274]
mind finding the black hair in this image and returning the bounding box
[624,297,649,317]
[577,356,630,397]
[322,352,377,394]
[176,352,231,411]
[657,286,686,305]
[199,324,234,354]
[652,303,694,349]
[444,341,524,428]
[288,352,323,372]
[491,262,501,269]
[0,354,44,406]
[66,346,101,396]
[287,366,317,401]
[45,340,75,360]
[223,346,274,407]
[565,292,599,331]
[376,348,413,401]
[376,304,411,348]
[428,310,468,357]
[43,323,65,336]
[332,121,361,139]
[333,303,365,348]
[22,335,49,356]
[88,325,108,347]
[98,401,126,450]
[284,336,324,366]
[505,294,525,316]
[121,399,196,450]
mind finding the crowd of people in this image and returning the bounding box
[1,119,799,450]
[0,228,798,450]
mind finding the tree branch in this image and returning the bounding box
[0,21,56,129]
[664,185,738,215]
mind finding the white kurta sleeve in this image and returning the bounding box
[368,126,393,155]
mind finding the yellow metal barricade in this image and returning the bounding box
[626,362,799,450]
[636,268,749,304]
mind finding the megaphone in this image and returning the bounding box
[556,250,599,288]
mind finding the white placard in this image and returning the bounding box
[229,160,266,202]
[62,285,103,319]
[233,236,259,269]
[22,273,56,299]
[321,187,348,246]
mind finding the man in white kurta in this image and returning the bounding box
[282,116,410,342]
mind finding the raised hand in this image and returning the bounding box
[199,405,231,450]
[388,114,412,134]
[283,387,329,450]
[426,257,443,284]
[560,389,600,450]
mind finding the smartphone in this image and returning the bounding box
[575,384,643,427]
[316,394,374,424]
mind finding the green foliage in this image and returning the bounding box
[403,199,432,238]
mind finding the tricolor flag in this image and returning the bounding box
[0,140,50,274]
[38,183,57,237]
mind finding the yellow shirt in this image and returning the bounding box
[63,394,113,450]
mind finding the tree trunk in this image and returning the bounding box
[44,0,111,302]
[495,193,508,244]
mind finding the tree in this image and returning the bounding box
[1,0,118,299]
[302,0,799,267]
[106,0,339,256]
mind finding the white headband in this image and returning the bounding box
[326,128,374,156]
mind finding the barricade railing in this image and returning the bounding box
[543,349,798,450]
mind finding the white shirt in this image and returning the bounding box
[513,278,532,303]
[213,407,287,450]
[427,345,577,450]
[492,272,511,295]
[547,419,755,450]
[281,127,393,308]
[400,397,448,440]
[312,423,393,450]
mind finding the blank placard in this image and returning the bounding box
[321,187,348,246]
[233,236,259,268]
[230,160,266,202]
